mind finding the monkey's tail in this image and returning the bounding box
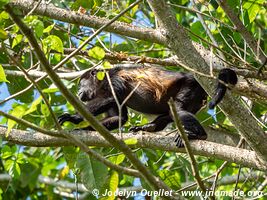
[209,68,238,109]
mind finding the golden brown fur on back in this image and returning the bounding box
[118,67,177,101]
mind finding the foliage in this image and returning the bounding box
[0,0,266,199]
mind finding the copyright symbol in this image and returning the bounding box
[92,189,99,196]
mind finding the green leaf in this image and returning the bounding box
[6,105,26,136]
[77,152,108,191]
[101,171,118,200]
[0,64,9,82]
[12,34,23,48]
[243,0,264,22]
[32,19,44,38]
[124,138,138,145]
[40,103,50,117]
[96,71,105,80]
[94,0,103,7]
[0,0,9,8]
[0,11,9,19]
[42,35,63,53]
[1,145,12,159]
[75,120,90,129]
[108,154,125,165]
[158,170,180,189]
[43,24,54,33]
[16,153,25,164]
[25,96,43,115]
[103,61,111,69]
[0,28,7,40]
[88,46,105,60]
[42,87,59,93]
[226,0,238,9]
[63,146,79,169]
[5,159,21,179]
[19,163,40,190]
[72,0,94,10]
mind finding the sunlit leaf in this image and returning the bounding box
[25,96,43,115]
[12,34,23,48]
[108,154,125,165]
[42,35,63,53]
[6,105,26,136]
[103,61,112,69]
[96,71,105,80]
[41,102,50,117]
[0,11,9,19]
[0,28,7,40]
[243,0,264,22]
[124,138,138,145]
[32,19,44,38]
[100,171,118,200]
[43,24,55,33]
[88,46,105,60]
[0,64,9,82]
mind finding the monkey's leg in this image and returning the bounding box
[174,111,207,148]
[130,114,172,132]
[58,97,116,125]
[83,106,128,131]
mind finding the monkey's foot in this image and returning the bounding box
[174,135,184,148]
[58,113,83,125]
[174,132,207,148]
[129,124,156,132]
[58,113,72,125]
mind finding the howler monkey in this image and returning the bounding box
[58,67,237,147]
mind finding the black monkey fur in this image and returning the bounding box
[58,67,237,147]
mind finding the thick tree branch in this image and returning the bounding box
[0,125,242,147]
[4,69,87,80]
[146,0,267,163]
[0,127,266,171]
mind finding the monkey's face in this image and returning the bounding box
[78,69,101,102]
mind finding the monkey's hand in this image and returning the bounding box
[58,113,83,125]
[174,135,184,148]
[174,130,207,148]
[174,131,197,148]
[129,124,156,132]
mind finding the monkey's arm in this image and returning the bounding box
[58,97,116,125]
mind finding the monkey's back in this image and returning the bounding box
[113,67,194,114]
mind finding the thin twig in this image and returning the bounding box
[168,98,208,195]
